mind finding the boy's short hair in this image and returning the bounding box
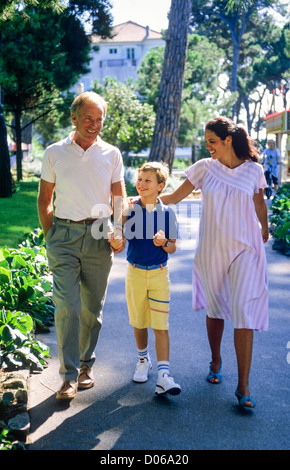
[138,162,169,190]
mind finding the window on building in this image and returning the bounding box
[127,48,135,60]
[109,48,117,54]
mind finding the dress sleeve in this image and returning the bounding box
[185,159,207,190]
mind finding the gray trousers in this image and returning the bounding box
[46,219,113,382]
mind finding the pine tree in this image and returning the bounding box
[149,0,192,172]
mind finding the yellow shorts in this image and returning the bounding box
[125,263,170,330]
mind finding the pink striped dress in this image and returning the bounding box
[185,158,268,331]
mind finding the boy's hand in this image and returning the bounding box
[153,230,166,247]
[107,231,125,254]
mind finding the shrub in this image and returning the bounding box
[270,184,290,256]
[0,308,50,371]
[0,228,53,372]
[0,229,54,332]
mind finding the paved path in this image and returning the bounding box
[27,200,290,451]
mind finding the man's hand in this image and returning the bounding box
[108,231,125,254]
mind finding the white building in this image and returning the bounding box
[78,21,165,90]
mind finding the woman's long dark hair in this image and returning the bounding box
[205,117,259,162]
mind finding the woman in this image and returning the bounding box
[161,117,269,408]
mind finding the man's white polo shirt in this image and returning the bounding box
[41,133,124,221]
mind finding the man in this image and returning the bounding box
[38,92,127,399]
[262,139,281,192]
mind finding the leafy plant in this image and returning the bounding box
[270,184,290,256]
[0,228,53,451]
[0,427,17,451]
[0,308,51,371]
[0,229,54,331]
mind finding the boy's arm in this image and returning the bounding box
[153,230,177,254]
[162,238,177,254]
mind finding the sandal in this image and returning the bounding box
[78,365,94,389]
[56,380,77,400]
[235,389,256,409]
[206,358,222,384]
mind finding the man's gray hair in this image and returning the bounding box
[71,91,107,118]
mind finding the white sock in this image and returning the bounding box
[157,361,170,378]
[137,346,149,362]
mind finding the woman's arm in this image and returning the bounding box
[253,189,269,243]
[160,178,195,205]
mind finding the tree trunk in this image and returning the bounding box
[14,109,23,181]
[230,40,240,120]
[0,103,12,198]
[149,0,191,172]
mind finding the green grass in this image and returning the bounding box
[0,179,40,251]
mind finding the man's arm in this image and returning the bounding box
[110,180,128,253]
[37,179,55,237]
[111,179,128,225]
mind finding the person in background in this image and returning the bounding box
[262,139,281,192]
[38,91,127,400]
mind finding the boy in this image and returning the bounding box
[110,162,181,396]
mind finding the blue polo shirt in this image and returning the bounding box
[124,198,178,267]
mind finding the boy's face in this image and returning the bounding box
[136,170,164,199]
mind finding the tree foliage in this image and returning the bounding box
[190,0,288,122]
[93,78,155,154]
[0,0,113,181]
[236,19,290,134]
[137,34,234,159]
[148,0,192,171]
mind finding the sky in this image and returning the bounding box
[110,0,172,32]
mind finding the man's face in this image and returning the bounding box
[72,101,104,150]
[268,141,275,150]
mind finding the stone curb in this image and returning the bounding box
[0,369,30,450]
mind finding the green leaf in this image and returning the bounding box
[0,266,11,285]
[1,324,16,344]
[274,222,290,239]
[11,255,27,269]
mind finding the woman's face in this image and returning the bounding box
[205,129,231,160]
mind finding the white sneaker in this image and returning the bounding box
[155,373,181,396]
[133,357,152,383]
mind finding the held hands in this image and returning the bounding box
[108,230,125,254]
